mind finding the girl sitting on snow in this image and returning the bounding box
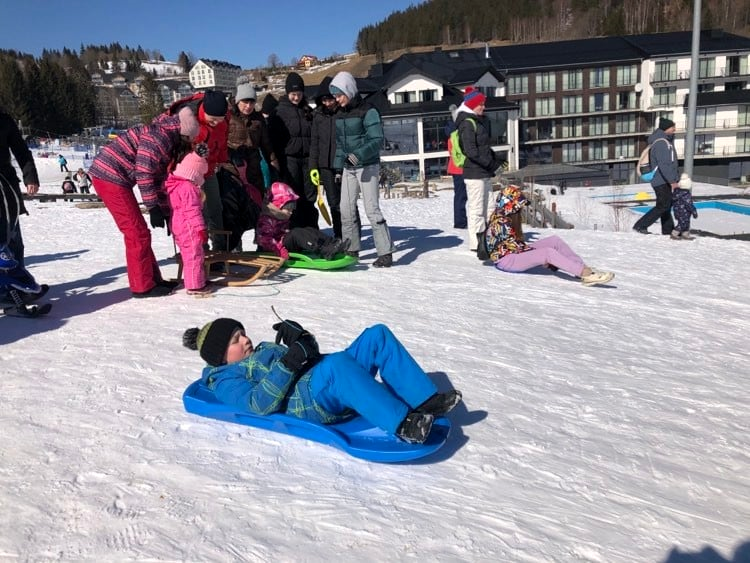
[183,317,462,444]
[256,181,347,260]
[165,149,210,296]
[481,185,615,287]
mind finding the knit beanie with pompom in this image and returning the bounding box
[182,318,244,367]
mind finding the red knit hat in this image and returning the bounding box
[463,87,486,111]
[173,152,208,186]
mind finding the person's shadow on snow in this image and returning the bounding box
[662,541,750,563]
[390,226,464,265]
[400,371,487,465]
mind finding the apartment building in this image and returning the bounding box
[356,29,750,184]
[188,59,242,94]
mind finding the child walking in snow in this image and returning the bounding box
[256,181,347,260]
[671,173,698,240]
[183,317,462,444]
[165,150,211,296]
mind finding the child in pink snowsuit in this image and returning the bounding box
[166,152,209,295]
[256,182,347,260]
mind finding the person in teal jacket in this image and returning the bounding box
[182,317,462,444]
[330,71,395,268]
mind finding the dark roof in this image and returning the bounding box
[691,89,750,107]
[372,30,750,76]
[623,29,750,57]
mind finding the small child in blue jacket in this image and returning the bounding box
[671,173,699,240]
[182,318,462,444]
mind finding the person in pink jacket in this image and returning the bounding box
[165,151,210,296]
[256,181,347,260]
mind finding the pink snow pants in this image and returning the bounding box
[495,235,586,277]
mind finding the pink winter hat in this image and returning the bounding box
[173,152,208,185]
[177,107,200,140]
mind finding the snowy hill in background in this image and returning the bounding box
[2,153,749,561]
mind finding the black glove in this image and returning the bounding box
[280,334,320,374]
[149,207,167,229]
[346,153,359,167]
[195,142,209,158]
[273,319,307,346]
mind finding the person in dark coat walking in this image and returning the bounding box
[633,117,679,235]
[309,76,343,238]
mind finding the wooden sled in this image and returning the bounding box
[174,231,286,287]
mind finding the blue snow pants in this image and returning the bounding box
[309,324,437,434]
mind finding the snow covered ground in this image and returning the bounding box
[2,154,749,562]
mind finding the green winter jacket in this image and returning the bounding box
[333,95,383,169]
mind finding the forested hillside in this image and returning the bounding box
[356,0,750,54]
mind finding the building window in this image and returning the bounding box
[382,118,418,154]
[654,87,676,106]
[422,115,451,152]
[485,111,509,144]
[654,61,677,81]
[536,72,556,93]
[507,75,528,95]
[477,86,494,98]
[518,99,528,117]
[697,83,715,93]
[589,140,606,160]
[618,91,635,110]
[523,121,555,142]
[562,70,582,90]
[562,118,582,138]
[615,114,636,133]
[394,91,415,104]
[695,134,715,154]
[419,89,437,102]
[737,132,750,153]
[589,116,608,136]
[698,58,715,79]
[739,105,750,126]
[695,108,716,129]
[562,95,582,114]
[561,142,582,162]
[535,97,555,116]
[590,67,609,88]
[590,93,609,112]
[726,55,748,76]
[616,64,637,86]
[614,138,635,158]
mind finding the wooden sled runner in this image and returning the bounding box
[174,231,286,287]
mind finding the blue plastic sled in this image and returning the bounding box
[284,252,358,270]
[182,380,451,462]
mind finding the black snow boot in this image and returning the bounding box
[416,390,463,416]
[320,238,348,260]
[396,412,434,444]
[372,253,393,268]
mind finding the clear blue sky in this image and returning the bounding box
[0,0,425,69]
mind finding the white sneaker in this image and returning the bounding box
[581,270,614,287]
